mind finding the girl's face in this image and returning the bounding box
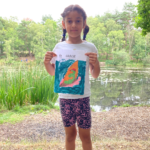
[62,11,86,40]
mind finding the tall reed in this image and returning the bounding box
[0,63,58,110]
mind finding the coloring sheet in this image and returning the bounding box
[54,49,86,95]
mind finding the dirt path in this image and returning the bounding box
[0,107,150,143]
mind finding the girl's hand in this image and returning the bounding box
[44,52,57,64]
[85,52,99,66]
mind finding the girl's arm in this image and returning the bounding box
[89,60,100,79]
[85,52,100,79]
[44,51,57,76]
[44,63,55,76]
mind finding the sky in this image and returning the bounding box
[1,0,138,23]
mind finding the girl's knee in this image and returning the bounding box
[80,136,91,143]
[66,132,77,142]
[79,128,91,143]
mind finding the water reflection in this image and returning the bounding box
[4,65,149,112]
[90,67,150,112]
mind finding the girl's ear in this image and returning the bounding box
[62,20,66,29]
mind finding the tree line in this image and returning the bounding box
[0,2,150,64]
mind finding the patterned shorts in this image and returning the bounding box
[59,97,91,129]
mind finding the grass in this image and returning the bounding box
[126,61,144,67]
[113,103,150,108]
[2,102,150,125]
[0,63,58,110]
[0,104,59,124]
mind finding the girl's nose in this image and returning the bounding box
[72,22,76,27]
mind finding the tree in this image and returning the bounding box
[87,17,106,59]
[145,33,150,55]
[117,3,137,51]
[0,18,7,54]
[105,19,121,34]
[3,40,12,59]
[132,31,146,62]
[5,27,24,57]
[0,17,4,29]
[0,28,6,54]
[31,23,45,59]
[104,20,123,59]
[135,0,150,36]
[108,30,125,53]
[41,15,53,24]
[44,19,59,51]
[113,50,130,66]
[16,19,33,56]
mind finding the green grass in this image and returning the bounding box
[113,103,150,108]
[0,63,58,110]
[126,61,144,67]
[0,111,27,124]
[0,104,59,124]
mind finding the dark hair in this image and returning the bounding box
[61,4,89,41]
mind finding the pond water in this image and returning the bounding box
[90,67,150,112]
[2,65,150,112]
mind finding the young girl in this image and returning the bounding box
[44,4,100,150]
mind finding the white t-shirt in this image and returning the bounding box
[51,40,98,99]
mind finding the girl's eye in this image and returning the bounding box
[68,21,72,23]
[77,20,80,23]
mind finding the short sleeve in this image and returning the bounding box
[91,43,99,58]
[50,44,58,64]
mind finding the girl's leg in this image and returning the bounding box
[76,97,92,149]
[59,98,77,149]
[78,127,92,150]
[65,124,77,150]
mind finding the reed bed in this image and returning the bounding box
[0,63,58,110]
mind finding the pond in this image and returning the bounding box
[1,65,150,112]
[90,67,150,112]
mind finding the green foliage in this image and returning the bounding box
[0,111,26,124]
[44,19,58,51]
[113,103,131,108]
[0,64,58,110]
[3,39,12,59]
[135,0,150,35]
[41,14,53,24]
[13,104,50,113]
[105,19,121,33]
[143,55,150,66]
[121,103,131,107]
[0,2,150,66]
[87,17,106,56]
[119,2,137,32]
[132,31,146,62]
[112,50,130,66]
[108,30,125,52]
[0,104,58,124]
[105,60,114,65]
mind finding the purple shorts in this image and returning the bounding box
[59,97,91,129]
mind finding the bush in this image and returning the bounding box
[112,50,130,66]
[143,55,150,66]
[105,60,114,65]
